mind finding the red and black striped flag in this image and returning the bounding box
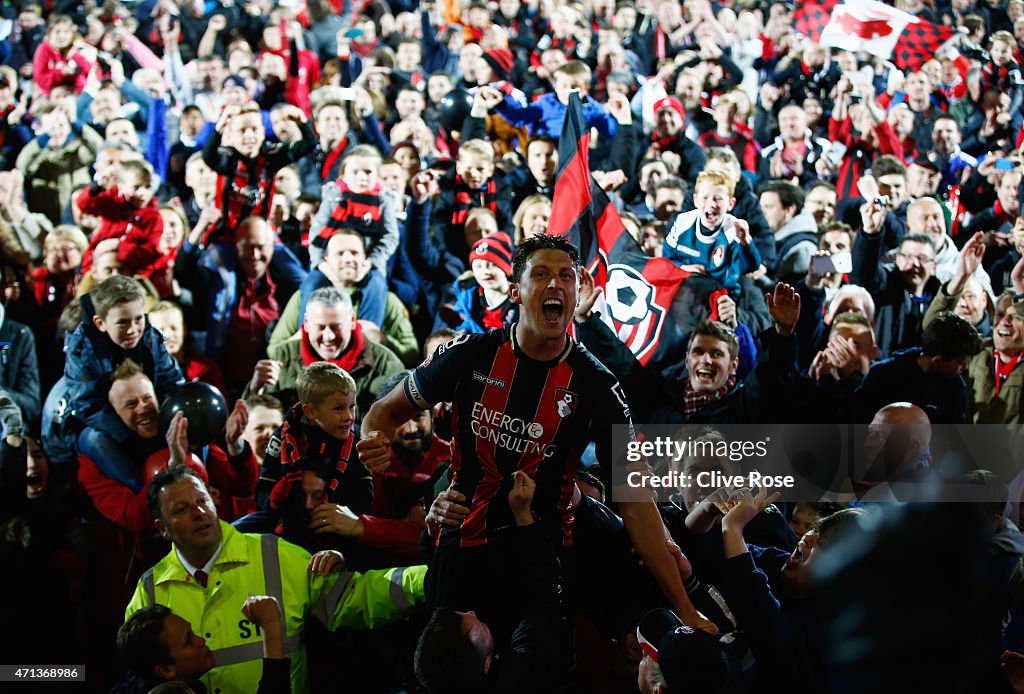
[549,92,693,367]
[795,0,955,73]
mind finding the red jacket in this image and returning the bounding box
[77,444,258,536]
[32,41,92,96]
[75,186,165,276]
[357,435,451,565]
[828,116,903,199]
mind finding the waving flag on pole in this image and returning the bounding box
[549,92,693,367]
[796,0,956,72]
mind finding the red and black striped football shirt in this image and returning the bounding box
[406,325,634,548]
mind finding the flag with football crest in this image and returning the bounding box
[795,0,956,72]
[548,92,705,368]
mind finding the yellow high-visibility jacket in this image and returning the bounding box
[125,521,426,694]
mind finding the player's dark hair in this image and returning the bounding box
[414,608,487,693]
[960,469,1009,518]
[511,234,580,283]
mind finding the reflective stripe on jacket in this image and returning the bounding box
[126,521,426,694]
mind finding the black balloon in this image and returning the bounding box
[438,88,474,133]
[159,382,228,448]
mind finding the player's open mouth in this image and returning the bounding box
[786,546,804,569]
[542,299,563,323]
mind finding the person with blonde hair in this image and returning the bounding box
[512,194,551,244]
[663,170,760,295]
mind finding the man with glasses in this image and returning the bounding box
[852,228,943,357]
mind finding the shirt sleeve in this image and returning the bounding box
[405,333,480,409]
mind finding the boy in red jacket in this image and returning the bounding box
[76,159,164,277]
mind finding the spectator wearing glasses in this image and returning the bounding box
[852,230,943,356]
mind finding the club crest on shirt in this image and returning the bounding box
[712,245,725,268]
[555,388,578,418]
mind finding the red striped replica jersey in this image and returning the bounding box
[406,326,635,549]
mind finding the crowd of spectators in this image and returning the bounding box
[2,0,1024,691]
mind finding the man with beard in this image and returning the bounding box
[306,371,451,567]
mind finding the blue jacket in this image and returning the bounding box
[404,198,466,323]
[62,294,184,447]
[662,210,762,295]
[451,280,517,334]
[495,92,617,140]
[174,241,296,360]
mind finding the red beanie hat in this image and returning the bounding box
[470,232,514,277]
[482,48,515,82]
[653,96,686,121]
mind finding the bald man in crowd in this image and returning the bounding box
[858,402,935,501]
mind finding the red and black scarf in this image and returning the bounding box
[451,175,498,228]
[278,401,356,497]
[300,321,365,373]
[313,182,383,250]
[682,375,737,417]
[212,153,273,243]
